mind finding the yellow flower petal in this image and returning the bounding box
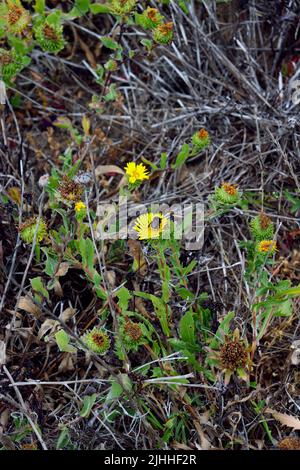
[134,213,168,240]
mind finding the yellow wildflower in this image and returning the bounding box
[134,212,168,240]
[257,240,277,254]
[75,201,86,212]
[124,162,150,184]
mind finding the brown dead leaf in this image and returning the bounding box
[18,296,41,318]
[105,270,116,288]
[59,307,76,322]
[128,239,147,276]
[37,319,59,341]
[266,408,300,430]
[193,420,212,450]
[7,187,21,205]
[53,279,63,297]
[58,353,75,372]
[78,36,97,69]
[56,262,70,278]
[95,165,125,177]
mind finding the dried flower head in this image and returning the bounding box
[220,337,248,371]
[257,239,277,254]
[6,0,30,34]
[58,176,83,202]
[133,212,168,240]
[192,128,211,151]
[153,22,174,45]
[208,328,251,385]
[81,327,110,355]
[124,320,142,342]
[19,217,47,244]
[250,211,274,241]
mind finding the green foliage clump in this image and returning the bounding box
[153,22,174,45]
[34,20,65,54]
[0,47,30,82]
[81,327,111,354]
[250,212,274,241]
[110,0,137,16]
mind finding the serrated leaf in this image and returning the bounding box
[266,408,300,430]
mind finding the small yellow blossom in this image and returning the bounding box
[75,201,86,212]
[257,240,277,254]
[134,212,168,240]
[125,162,150,184]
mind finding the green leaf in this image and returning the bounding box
[176,287,194,301]
[116,286,131,312]
[56,427,71,450]
[79,238,95,269]
[210,311,234,349]
[55,330,77,353]
[134,291,170,336]
[34,0,45,14]
[100,37,120,50]
[41,248,59,277]
[30,276,49,302]
[79,394,97,418]
[172,143,190,169]
[106,381,123,402]
[90,3,111,14]
[47,9,62,26]
[160,152,168,170]
[104,83,118,102]
[140,38,153,51]
[276,284,300,298]
[179,309,195,345]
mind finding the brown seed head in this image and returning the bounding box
[198,128,209,139]
[43,24,58,41]
[91,332,106,348]
[222,182,238,196]
[124,321,142,341]
[259,211,271,230]
[220,338,247,371]
[147,8,159,21]
[157,22,173,35]
[0,52,12,65]
[58,176,83,202]
[278,437,300,450]
[8,6,23,25]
